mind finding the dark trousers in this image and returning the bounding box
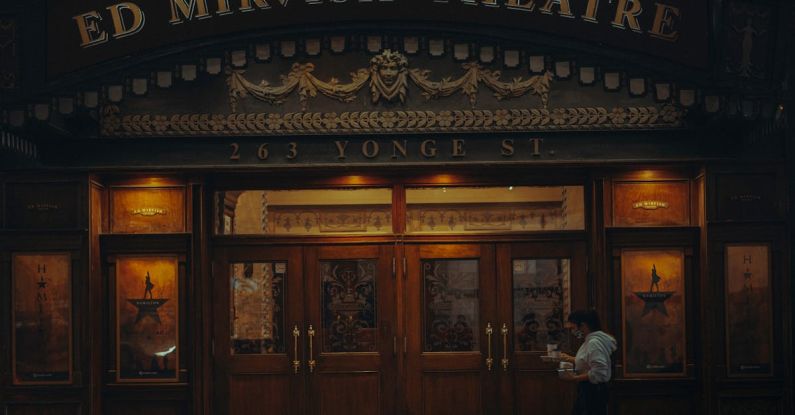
[572,381,609,415]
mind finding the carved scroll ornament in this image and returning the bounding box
[227,50,552,112]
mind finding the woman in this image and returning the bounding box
[559,309,617,415]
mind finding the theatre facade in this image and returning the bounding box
[0,1,793,414]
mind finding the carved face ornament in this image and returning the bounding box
[369,50,409,104]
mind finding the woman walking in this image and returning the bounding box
[559,309,617,415]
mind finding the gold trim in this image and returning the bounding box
[130,208,168,216]
[632,201,670,210]
[227,50,551,112]
[102,105,682,136]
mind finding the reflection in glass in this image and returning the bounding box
[230,262,286,355]
[321,260,377,352]
[406,186,585,233]
[513,259,571,352]
[423,259,479,352]
[215,189,392,235]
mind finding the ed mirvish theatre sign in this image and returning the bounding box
[49,0,707,77]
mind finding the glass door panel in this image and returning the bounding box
[406,244,497,415]
[496,242,586,415]
[214,246,305,415]
[305,245,396,415]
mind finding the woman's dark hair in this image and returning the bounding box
[568,309,602,331]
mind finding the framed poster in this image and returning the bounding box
[725,244,773,376]
[621,249,686,377]
[11,253,72,384]
[116,256,179,382]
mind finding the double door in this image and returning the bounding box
[405,242,585,415]
[213,245,396,415]
[213,241,585,415]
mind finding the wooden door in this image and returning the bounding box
[304,245,397,415]
[496,241,587,414]
[405,244,498,415]
[213,246,306,415]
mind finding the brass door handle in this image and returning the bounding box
[292,325,301,374]
[501,323,509,371]
[485,323,494,371]
[308,324,316,374]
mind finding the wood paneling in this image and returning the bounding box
[714,173,781,222]
[106,402,186,415]
[110,187,185,234]
[421,372,481,415]
[4,404,81,415]
[612,181,690,227]
[616,397,692,415]
[317,373,380,415]
[5,182,81,229]
[718,398,782,415]
[229,375,290,415]
[511,371,575,415]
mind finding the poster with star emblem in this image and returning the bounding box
[621,249,686,377]
[725,244,773,377]
[11,253,72,385]
[116,256,179,382]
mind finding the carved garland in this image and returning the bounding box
[101,105,682,136]
[226,50,553,112]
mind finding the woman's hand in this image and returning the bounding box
[559,352,576,363]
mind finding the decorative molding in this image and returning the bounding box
[227,50,552,112]
[101,104,682,136]
[130,208,168,217]
[632,200,670,210]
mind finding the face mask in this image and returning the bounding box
[572,329,584,339]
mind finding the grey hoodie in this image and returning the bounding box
[574,330,618,384]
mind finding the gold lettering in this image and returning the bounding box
[169,0,210,25]
[506,0,535,12]
[286,142,298,160]
[539,0,574,18]
[106,3,146,39]
[649,2,680,41]
[451,139,466,157]
[501,139,515,156]
[216,0,233,15]
[334,140,348,159]
[391,140,408,159]
[529,138,543,156]
[420,140,438,158]
[581,0,599,23]
[240,0,271,12]
[612,0,644,33]
[362,140,380,158]
[73,11,109,48]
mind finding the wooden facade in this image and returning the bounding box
[1,1,794,415]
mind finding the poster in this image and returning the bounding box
[725,244,773,376]
[12,253,72,384]
[621,249,686,377]
[116,256,179,382]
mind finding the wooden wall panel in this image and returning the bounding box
[106,402,186,415]
[718,398,782,415]
[421,372,480,415]
[616,397,692,415]
[714,173,781,222]
[109,187,186,234]
[4,403,81,415]
[317,373,379,415]
[229,375,289,415]
[512,371,575,415]
[612,181,690,227]
[5,182,81,229]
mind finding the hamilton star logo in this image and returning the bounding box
[634,264,674,317]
